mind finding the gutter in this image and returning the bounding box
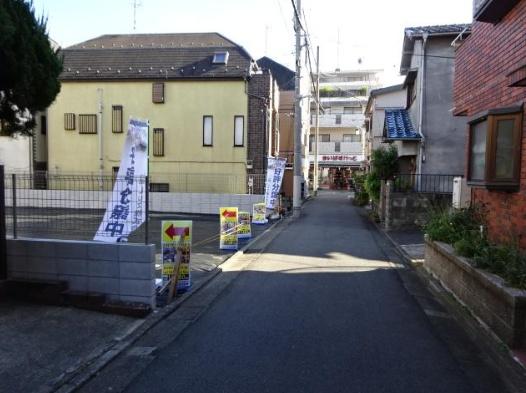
[417,33,428,175]
[97,88,104,185]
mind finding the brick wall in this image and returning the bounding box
[248,73,271,194]
[454,0,526,247]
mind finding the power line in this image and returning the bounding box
[275,0,292,33]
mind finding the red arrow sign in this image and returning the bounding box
[222,210,237,218]
[165,224,189,240]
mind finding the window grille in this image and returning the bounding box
[112,105,123,133]
[153,128,165,156]
[64,113,76,130]
[78,114,97,134]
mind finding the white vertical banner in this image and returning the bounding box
[264,157,287,209]
[94,118,149,242]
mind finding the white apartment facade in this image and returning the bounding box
[310,69,382,189]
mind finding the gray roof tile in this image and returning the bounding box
[60,33,254,81]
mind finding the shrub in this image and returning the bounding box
[353,190,369,206]
[364,172,380,202]
[370,145,398,180]
[425,206,526,289]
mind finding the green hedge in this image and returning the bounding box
[425,207,526,289]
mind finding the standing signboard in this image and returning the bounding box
[161,220,192,292]
[94,118,148,242]
[237,211,252,239]
[252,203,267,224]
[264,157,287,209]
[219,207,238,250]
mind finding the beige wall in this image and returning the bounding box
[48,80,249,192]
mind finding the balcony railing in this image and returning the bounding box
[311,114,364,128]
[314,142,363,155]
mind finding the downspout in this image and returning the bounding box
[97,88,104,185]
[417,33,428,176]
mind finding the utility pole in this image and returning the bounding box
[314,45,320,195]
[293,0,303,216]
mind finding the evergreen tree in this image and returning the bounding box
[0,0,62,135]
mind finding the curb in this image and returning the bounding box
[50,217,289,393]
[374,219,526,393]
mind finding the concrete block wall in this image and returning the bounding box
[4,189,264,215]
[149,192,264,214]
[7,238,156,307]
[383,182,451,229]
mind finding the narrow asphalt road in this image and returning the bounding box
[122,191,506,393]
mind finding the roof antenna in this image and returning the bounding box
[132,0,142,31]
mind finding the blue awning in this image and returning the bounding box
[384,109,420,140]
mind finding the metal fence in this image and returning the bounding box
[392,173,461,194]
[4,173,149,243]
[12,171,266,195]
[2,171,267,248]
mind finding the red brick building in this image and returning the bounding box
[454,0,526,248]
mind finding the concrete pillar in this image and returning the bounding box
[379,180,386,222]
[384,180,392,231]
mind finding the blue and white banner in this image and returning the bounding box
[94,118,149,242]
[264,157,286,209]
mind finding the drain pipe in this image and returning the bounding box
[417,33,428,176]
[97,88,104,187]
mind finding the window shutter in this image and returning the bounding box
[152,83,165,103]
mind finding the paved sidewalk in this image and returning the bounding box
[386,227,425,265]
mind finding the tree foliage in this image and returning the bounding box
[0,0,62,135]
[370,144,398,180]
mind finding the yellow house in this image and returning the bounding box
[47,33,262,193]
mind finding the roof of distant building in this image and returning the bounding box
[404,24,472,38]
[60,33,256,81]
[257,56,295,91]
[365,84,405,115]
[400,24,471,74]
[369,84,404,97]
[384,109,420,140]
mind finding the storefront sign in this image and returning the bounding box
[161,220,192,291]
[94,118,148,242]
[238,211,252,239]
[252,203,267,225]
[264,157,287,209]
[310,154,365,166]
[320,155,363,162]
[219,207,238,250]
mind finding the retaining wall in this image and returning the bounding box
[425,239,526,348]
[6,238,156,307]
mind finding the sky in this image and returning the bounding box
[32,0,473,85]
